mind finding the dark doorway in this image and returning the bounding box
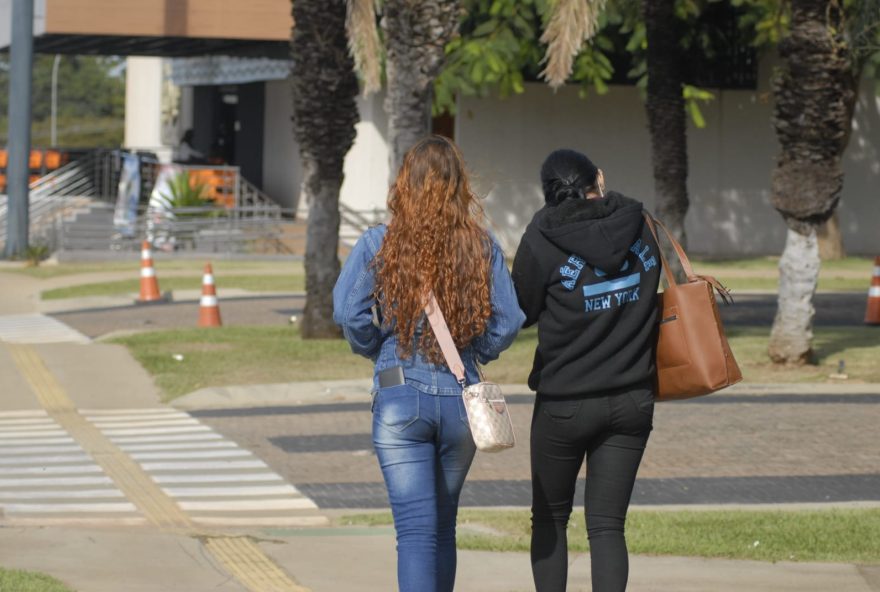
[191,82,265,188]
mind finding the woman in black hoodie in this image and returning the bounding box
[512,149,661,592]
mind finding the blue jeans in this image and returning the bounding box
[372,384,477,592]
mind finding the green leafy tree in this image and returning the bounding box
[433,0,722,276]
[0,55,125,147]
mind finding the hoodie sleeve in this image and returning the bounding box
[511,236,545,329]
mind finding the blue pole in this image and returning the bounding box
[4,0,34,259]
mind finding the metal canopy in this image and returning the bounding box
[30,34,289,59]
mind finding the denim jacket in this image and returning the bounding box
[333,224,525,395]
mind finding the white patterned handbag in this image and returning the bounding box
[425,292,516,453]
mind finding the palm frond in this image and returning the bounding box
[346,0,382,95]
[540,0,607,89]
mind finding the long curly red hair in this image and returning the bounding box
[374,135,492,364]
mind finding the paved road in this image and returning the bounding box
[52,294,305,338]
[49,292,870,338]
[191,390,880,509]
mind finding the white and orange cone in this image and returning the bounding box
[138,240,162,303]
[198,263,222,327]
[865,256,880,326]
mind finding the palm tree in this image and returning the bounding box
[642,0,689,274]
[767,0,854,363]
[290,0,360,338]
[381,0,462,174]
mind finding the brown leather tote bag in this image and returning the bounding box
[644,213,743,400]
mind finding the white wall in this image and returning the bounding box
[457,74,880,257]
[340,91,391,212]
[124,56,171,161]
[262,79,301,210]
[259,84,389,213]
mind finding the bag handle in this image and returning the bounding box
[642,211,733,304]
[424,291,467,386]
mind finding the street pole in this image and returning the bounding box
[4,0,35,259]
[51,54,61,147]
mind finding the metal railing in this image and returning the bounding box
[52,205,300,255]
[1,150,286,254]
[337,203,386,245]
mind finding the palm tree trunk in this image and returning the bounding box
[291,0,360,338]
[769,228,820,363]
[643,0,689,280]
[382,0,461,174]
[767,0,853,363]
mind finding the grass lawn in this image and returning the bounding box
[341,508,880,563]
[689,256,874,292]
[0,568,74,592]
[111,326,373,401]
[114,325,880,401]
[21,256,877,298]
[483,326,880,385]
[11,259,300,279]
[41,274,304,300]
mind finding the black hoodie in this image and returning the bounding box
[511,192,661,396]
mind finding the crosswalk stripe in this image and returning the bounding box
[179,499,316,511]
[130,450,253,461]
[6,345,318,592]
[80,408,183,416]
[0,445,82,455]
[0,429,69,438]
[101,426,212,436]
[0,476,114,487]
[108,433,223,444]
[151,473,285,484]
[0,489,126,500]
[162,485,301,497]
[1,465,104,475]
[118,441,238,452]
[0,411,49,419]
[0,314,90,344]
[0,454,91,465]
[0,418,57,426]
[88,419,201,429]
[3,502,138,513]
[0,437,75,445]
[140,460,268,471]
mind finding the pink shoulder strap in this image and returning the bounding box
[424,291,467,385]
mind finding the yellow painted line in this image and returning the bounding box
[6,344,191,529]
[204,537,310,592]
[6,343,311,592]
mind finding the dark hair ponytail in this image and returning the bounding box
[540,149,598,206]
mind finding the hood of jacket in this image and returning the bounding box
[534,191,644,274]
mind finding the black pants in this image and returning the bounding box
[530,384,654,592]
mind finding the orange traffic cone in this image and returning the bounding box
[137,240,162,303]
[198,263,222,327]
[865,256,880,326]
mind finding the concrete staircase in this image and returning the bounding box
[58,201,117,251]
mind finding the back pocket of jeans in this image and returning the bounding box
[375,386,419,432]
[541,399,582,423]
[626,389,655,417]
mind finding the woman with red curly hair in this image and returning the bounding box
[334,135,524,592]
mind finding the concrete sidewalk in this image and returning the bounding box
[2,523,878,592]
